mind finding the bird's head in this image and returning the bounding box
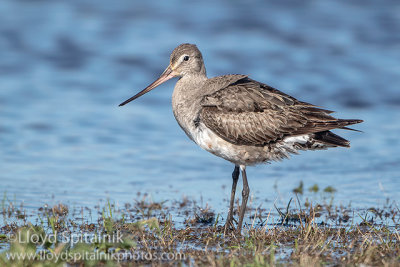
[119,43,205,107]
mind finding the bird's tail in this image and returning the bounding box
[313,131,351,147]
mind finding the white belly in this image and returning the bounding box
[193,124,241,161]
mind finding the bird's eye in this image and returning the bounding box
[183,56,189,61]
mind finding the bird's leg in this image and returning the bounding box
[237,165,249,233]
[225,165,240,232]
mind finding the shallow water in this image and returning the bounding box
[0,0,399,223]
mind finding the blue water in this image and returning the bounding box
[0,0,399,222]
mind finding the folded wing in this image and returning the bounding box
[199,77,362,147]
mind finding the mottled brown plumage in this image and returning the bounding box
[199,76,361,147]
[119,43,363,234]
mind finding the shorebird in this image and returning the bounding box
[119,43,362,233]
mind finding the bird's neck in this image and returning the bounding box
[172,73,207,115]
[174,73,208,99]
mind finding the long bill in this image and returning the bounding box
[119,65,175,106]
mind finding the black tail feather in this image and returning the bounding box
[340,126,363,133]
[314,131,350,147]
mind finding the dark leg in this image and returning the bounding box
[237,165,249,233]
[225,165,239,231]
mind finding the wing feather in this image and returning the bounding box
[199,77,362,146]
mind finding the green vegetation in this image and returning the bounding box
[0,186,399,266]
[308,184,319,193]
